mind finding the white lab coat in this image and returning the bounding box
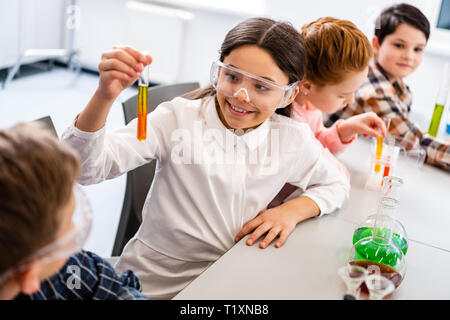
[62,95,349,299]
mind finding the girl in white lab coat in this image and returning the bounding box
[62,17,349,299]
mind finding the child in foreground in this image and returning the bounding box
[0,122,147,300]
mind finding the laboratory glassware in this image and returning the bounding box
[428,62,450,137]
[338,263,368,300]
[365,274,395,300]
[353,195,408,255]
[137,51,150,141]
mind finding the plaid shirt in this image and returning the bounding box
[14,250,148,300]
[325,59,450,171]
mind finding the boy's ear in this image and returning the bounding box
[14,262,41,295]
[372,36,380,56]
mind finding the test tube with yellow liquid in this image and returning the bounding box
[137,54,150,141]
[428,62,450,137]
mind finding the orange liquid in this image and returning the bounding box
[374,136,383,172]
[382,165,390,179]
[137,85,148,141]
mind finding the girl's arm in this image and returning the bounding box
[234,196,320,249]
[291,103,351,154]
[316,113,385,154]
[61,47,157,185]
[335,112,386,144]
[291,104,384,154]
[75,46,151,132]
[235,130,350,249]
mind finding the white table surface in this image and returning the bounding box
[174,138,450,300]
[336,138,450,252]
[174,215,450,299]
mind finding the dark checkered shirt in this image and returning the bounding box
[14,250,148,300]
[325,59,449,171]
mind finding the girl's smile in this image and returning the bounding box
[216,45,298,130]
[226,99,255,116]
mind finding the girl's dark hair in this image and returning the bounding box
[183,17,306,117]
[375,3,430,45]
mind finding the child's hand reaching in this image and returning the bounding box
[234,196,320,249]
[97,46,152,101]
[336,112,387,143]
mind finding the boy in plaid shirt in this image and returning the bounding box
[325,3,449,171]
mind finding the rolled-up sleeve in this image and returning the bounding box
[316,119,356,155]
[61,103,172,185]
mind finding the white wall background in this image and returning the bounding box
[69,0,450,132]
[0,0,66,68]
[1,0,449,125]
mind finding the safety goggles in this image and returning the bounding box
[210,61,298,110]
[0,184,92,285]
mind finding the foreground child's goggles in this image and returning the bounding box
[210,61,298,110]
[0,184,92,285]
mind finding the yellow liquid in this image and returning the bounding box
[428,104,444,137]
[137,85,148,141]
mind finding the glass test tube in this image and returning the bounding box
[137,60,150,141]
[374,136,383,173]
[446,105,450,135]
[428,62,449,137]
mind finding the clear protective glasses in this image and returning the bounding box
[210,61,298,110]
[0,184,93,285]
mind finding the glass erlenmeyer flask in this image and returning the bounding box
[353,196,408,255]
[349,196,406,294]
[353,214,408,255]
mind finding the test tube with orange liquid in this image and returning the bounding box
[374,135,383,172]
[380,118,392,183]
[137,53,150,141]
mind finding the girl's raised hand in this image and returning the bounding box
[97,46,152,101]
[337,112,387,143]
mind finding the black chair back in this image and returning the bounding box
[34,115,58,137]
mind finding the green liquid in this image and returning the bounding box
[353,235,404,269]
[353,227,408,255]
[428,104,444,137]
